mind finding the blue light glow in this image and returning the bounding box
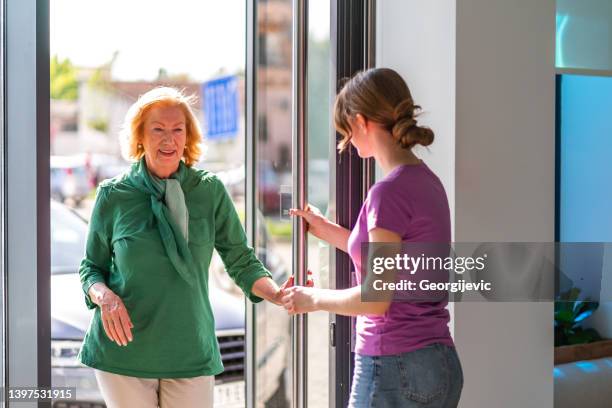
[575,361,599,373]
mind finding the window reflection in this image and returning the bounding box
[254,0,293,406]
[556,0,612,71]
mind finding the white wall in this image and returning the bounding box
[376,0,457,335]
[376,0,456,235]
[588,245,612,338]
[377,0,556,406]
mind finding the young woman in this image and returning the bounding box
[282,68,463,407]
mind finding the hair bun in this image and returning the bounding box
[333,68,435,153]
[392,100,434,148]
[393,99,417,122]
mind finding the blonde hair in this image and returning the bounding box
[119,87,203,166]
[334,68,434,153]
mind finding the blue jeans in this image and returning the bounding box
[348,343,463,408]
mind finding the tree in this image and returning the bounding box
[50,55,78,100]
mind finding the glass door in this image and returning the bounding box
[246,0,332,406]
[246,0,295,406]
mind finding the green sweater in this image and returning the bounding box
[77,161,272,378]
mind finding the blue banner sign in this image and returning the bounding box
[202,75,239,140]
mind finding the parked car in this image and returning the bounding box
[50,155,94,206]
[87,153,131,184]
[50,199,290,407]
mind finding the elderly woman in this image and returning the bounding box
[77,87,286,407]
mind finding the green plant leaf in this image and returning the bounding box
[582,328,602,342]
[554,310,575,325]
[567,328,602,345]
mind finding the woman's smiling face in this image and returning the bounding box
[141,104,187,178]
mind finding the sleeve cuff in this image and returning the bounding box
[367,218,405,238]
[82,278,105,310]
[240,267,273,303]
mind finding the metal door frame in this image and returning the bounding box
[329,1,375,407]
[291,1,308,408]
[3,0,51,407]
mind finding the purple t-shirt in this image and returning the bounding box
[347,161,455,356]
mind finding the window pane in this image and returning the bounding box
[254,0,293,406]
[559,74,612,241]
[307,0,331,407]
[556,0,612,71]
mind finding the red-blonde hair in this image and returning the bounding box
[119,87,203,166]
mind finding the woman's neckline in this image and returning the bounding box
[386,159,425,177]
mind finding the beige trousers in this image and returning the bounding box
[94,369,214,408]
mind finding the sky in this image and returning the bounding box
[50,0,330,82]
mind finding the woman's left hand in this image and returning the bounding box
[281,286,318,315]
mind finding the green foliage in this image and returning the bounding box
[266,219,292,239]
[87,118,109,133]
[554,287,602,347]
[88,69,108,92]
[50,55,78,100]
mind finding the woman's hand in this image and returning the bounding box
[89,282,134,346]
[271,272,315,306]
[281,286,319,315]
[289,204,328,241]
[290,204,351,253]
[268,276,296,306]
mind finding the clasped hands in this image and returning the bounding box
[273,271,317,315]
[274,204,326,315]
